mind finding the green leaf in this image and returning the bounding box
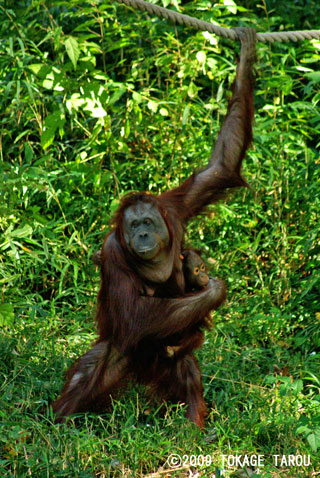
[45,111,66,130]
[0,304,14,327]
[216,81,224,102]
[24,143,34,162]
[291,379,303,394]
[65,36,80,70]
[109,87,126,106]
[224,0,237,14]
[41,111,65,149]
[202,32,218,46]
[66,93,85,113]
[159,108,168,116]
[42,69,64,91]
[305,72,320,83]
[307,431,320,452]
[89,105,107,118]
[41,127,56,149]
[196,51,206,64]
[147,100,158,113]
[28,63,51,78]
[182,105,190,126]
[132,92,142,104]
[187,82,198,99]
[265,375,277,385]
[11,225,33,238]
[296,425,311,435]
[279,383,289,397]
[207,58,218,70]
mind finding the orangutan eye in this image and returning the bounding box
[144,218,152,226]
[131,221,138,229]
[200,264,205,271]
[194,267,199,275]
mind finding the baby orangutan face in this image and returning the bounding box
[183,250,209,291]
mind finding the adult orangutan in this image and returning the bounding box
[53,28,256,427]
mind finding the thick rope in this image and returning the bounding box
[115,0,320,43]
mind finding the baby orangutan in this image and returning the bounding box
[166,250,210,358]
[182,250,209,292]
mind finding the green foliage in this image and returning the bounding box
[0,0,319,476]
